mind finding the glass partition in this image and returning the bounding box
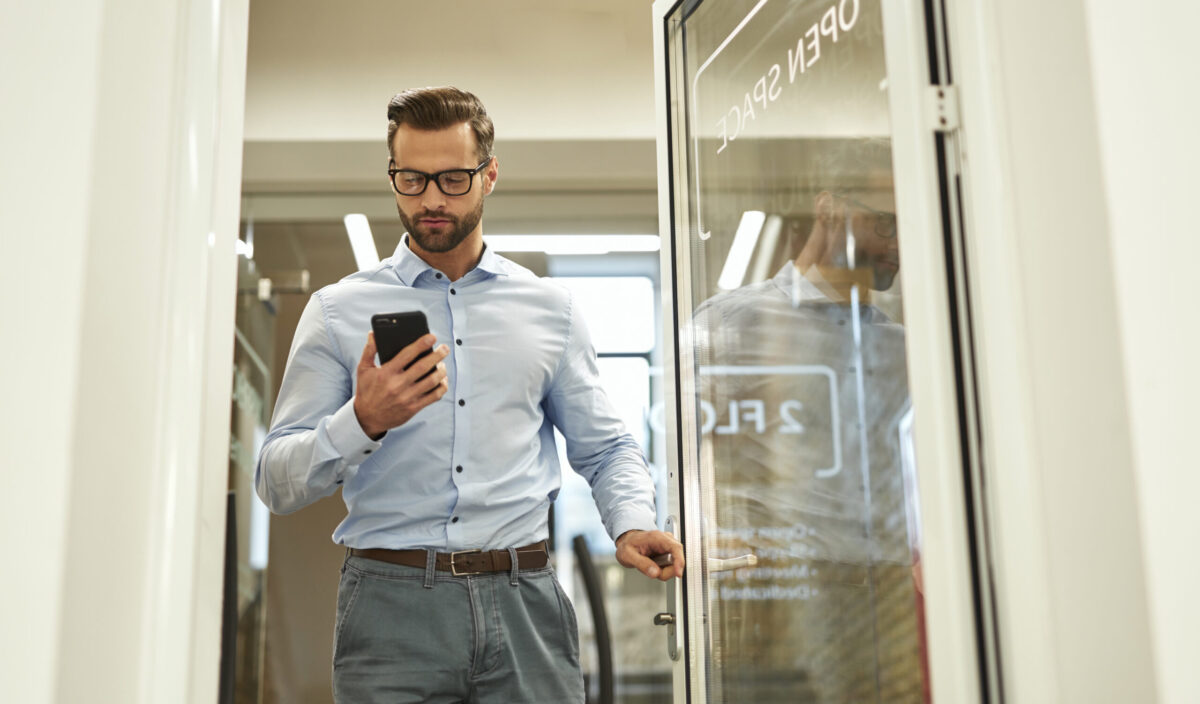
[664,1,929,701]
[229,252,276,704]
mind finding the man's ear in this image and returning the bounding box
[482,156,499,196]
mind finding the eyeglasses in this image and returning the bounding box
[835,193,897,239]
[387,158,492,196]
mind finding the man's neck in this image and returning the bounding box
[793,261,874,304]
[407,231,485,282]
[793,226,873,303]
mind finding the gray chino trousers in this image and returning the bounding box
[332,552,585,704]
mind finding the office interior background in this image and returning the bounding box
[2,0,1199,703]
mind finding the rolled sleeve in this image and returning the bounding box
[603,502,660,542]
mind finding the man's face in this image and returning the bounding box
[389,122,496,254]
[837,193,900,291]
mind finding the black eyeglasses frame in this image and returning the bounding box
[387,158,493,197]
[834,193,898,239]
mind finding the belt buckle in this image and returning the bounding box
[449,549,483,576]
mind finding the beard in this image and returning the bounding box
[870,260,899,291]
[397,198,484,254]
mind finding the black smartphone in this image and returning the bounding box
[370,311,431,368]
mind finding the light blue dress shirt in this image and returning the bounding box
[256,237,658,551]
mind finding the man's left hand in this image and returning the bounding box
[615,530,685,581]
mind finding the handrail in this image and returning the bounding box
[218,491,237,704]
[572,535,614,704]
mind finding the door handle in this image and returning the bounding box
[653,516,682,661]
[707,554,758,572]
[654,552,758,573]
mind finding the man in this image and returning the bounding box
[256,86,683,704]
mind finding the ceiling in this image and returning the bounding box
[244,0,660,143]
[243,0,661,197]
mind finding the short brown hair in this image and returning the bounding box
[386,86,494,164]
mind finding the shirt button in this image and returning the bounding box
[364,449,372,455]
[458,399,465,407]
[456,465,463,473]
[450,288,457,295]
[455,339,462,346]
[336,480,343,485]
[435,272,443,279]
[451,516,459,523]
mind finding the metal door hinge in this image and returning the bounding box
[928,84,960,132]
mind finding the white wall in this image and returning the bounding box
[0,0,248,702]
[1083,2,1200,702]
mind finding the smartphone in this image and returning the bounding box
[370,311,431,368]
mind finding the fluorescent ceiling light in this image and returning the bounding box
[344,213,380,270]
[236,215,255,258]
[747,214,783,284]
[485,234,660,255]
[717,211,766,290]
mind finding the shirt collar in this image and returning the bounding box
[390,234,512,285]
[475,240,509,277]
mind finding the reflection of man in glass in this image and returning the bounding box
[694,142,927,703]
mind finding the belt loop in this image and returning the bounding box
[341,546,350,575]
[507,546,520,586]
[423,548,437,589]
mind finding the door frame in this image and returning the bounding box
[935,0,1158,701]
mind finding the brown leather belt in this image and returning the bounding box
[349,541,549,576]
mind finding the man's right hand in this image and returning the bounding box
[353,332,450,439]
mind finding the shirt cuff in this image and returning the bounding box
[325,398,384,466]
[606,509,659,544]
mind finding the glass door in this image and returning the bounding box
[653,1,957,701]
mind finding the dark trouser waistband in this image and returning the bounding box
[349,541,549,576]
